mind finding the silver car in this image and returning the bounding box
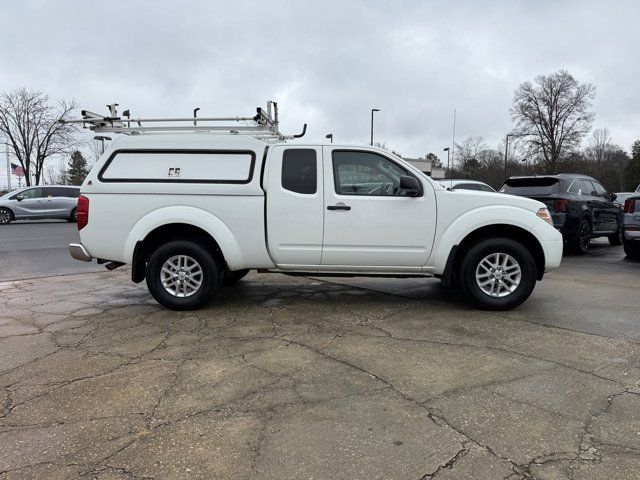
[438,179,496,192]
[622,193,640,259]
[0,185,81,225]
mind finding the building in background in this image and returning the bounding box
[402,157,445,179]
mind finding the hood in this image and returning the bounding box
[435,188,546,213]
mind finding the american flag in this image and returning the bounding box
[10,162,24,177]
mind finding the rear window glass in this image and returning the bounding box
[452,183,479,191]
[281,149,317,194]
[500,177,561,196]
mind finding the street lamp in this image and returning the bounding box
[504,133,516,179]
[93,136,112,155]
[444,147,450,179]
[370,108,380,146]
[325,133,333,144]
[193,107,200,126]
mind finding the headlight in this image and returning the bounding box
[536,208,553,226]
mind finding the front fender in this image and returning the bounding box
[124,205,244,269]
[428,205,539,274]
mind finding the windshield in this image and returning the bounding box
[500,177,561,196]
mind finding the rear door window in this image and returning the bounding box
[281,149,317,194]
[43,187,66,197]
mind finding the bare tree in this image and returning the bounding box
[44,157,69,185]
[0,88,78,186]
[511,70,595,174]
[584,128,614,169]
[455,136,486,178]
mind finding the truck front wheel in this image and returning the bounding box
[459,237,537,310]
[146,240,220,310]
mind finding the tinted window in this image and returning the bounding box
[281,149,317,194]
[452,183,479,191]
[332,150,414,196]
[500,177,560,195]
[12,188,42,200]
[477,184,496,192]
[592,181,608,197]
[65,188,80,198]
[43,187,66,197]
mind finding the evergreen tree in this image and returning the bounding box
[624,140,640,191]
[67,150,88,186]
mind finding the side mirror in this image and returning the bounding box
[400,176,421,196]
[16,195,24,201]
[609,193,617,202]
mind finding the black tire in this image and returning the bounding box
[570,218,592,254]
[608,226,623,246]
[0,207,13,225]
[223,269,250,286]
[146,240,220,310]
[624,241,640,260]
[67,207,78,223]
[459,237,537,311]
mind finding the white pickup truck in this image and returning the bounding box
[69,131,562,311]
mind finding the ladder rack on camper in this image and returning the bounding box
[59,101,307,141]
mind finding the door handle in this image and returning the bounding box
[327,204,351,211]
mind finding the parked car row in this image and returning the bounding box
[0,186,81,224]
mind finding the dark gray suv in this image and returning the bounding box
[0,186,81,225]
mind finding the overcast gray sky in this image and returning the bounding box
[1,0,639,184]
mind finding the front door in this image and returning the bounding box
[321,148,436,270]
[265,146,324,267]
[12,187,44,218]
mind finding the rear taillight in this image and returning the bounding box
[77,195,89,230]
[553,199,569,213]
[624,199,636,214]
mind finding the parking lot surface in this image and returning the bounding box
[1,256,639,479]
[0,221,102,281]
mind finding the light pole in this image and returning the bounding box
[325,133,333,144]
[370,108,380,146]
[504,133,515,180]
[193,107,200,126]
[444,147,450,179]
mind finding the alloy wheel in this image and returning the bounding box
[579,222,591,252]
[475,252,522,298]
[0,209,11,224]
[160,255,203,298]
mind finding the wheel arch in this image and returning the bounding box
[441,224,546,287]
[125,206,244,283]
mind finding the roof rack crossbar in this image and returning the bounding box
[60,100,306,141]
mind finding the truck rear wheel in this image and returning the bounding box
[146,240,219,310]
[460,237,537,310]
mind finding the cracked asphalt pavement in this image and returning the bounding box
[1,235,640,478]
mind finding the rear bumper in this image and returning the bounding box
[69,243,92,262]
